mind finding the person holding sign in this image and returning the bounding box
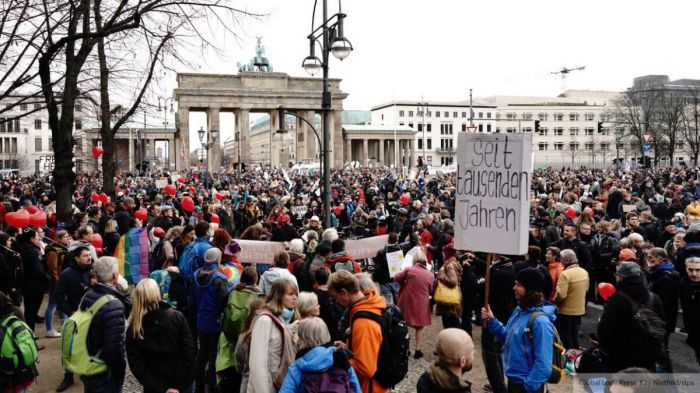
[393,250,433,359]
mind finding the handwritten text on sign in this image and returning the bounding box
[454,133,532,255]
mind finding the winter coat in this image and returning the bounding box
[44,243,68,286]
[547,262,564,301]
[81,283,128,374]
[395,263,433,327]
[680,277,700,349]
[435,258,462,317]
[428,229,454,271]
[675,241,700,279]
[126,302,196,393]
[484,259,516,324]
[552,237,592,270]
[55,261,93,315]
[279,345,362,393]
[315,289,344,341]
[260,267,298,295]
[13,241,49,296]
[373,241,414,284]
[555,263,589,316]
[103,232,121,257]
[598,279,666,372]
[246,312,296,393]
[0,301,36,391]
[648,262,680,333]
[488,304,556,393]
[193,264,230,333]
[348,289,388,393]
[416,361,472,393]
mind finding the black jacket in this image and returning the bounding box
[647,265,680,333]
[483,259,516,324]
[680,277,700,349]
[81,284,128,374]
[12,241,49,296]
[126,302,196,393]
[114,208,133,236]
[271,224,299,242]
[598,279,665,372]
[553,237,592,270]
[428,229,454,271]
[55,261,93,315]
[373,241,415,285]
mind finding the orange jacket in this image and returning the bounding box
[548,261,565,301]
[348,289,387,393]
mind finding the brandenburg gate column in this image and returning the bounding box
[207,106,220,172]
[362,139,369,166]
[295,111,307,160]
[176,106,190,170]
[305,111,317,161]
[235,108,250,166]
[331,110,344,168]
[269,108,280,167]
[345,139,352,163]
[379,139,385,165]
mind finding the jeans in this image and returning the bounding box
[45,287,67,331]
[81,369,125,393]
[556,314,582,350]
[482,327,507,393]
[195,332,220,393]
[22,292,44,333]
[379,282,399,305]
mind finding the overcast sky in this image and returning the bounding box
[177,0,700,152]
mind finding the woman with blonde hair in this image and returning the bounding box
[126,278,196,393]
[103,219,120,256]
[288,292,321,346]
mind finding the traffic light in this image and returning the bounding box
[597,121,603,133]
[534,120,540,133]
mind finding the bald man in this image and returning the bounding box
[416,328,474,393]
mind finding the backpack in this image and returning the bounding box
[301,365,353,393]
[0,314,38,375]
[150,240,166,273]
[525,311,567,384]
[178,243,203,283]
[221,288,260,343]
[150,270,175,308]
[6,252,23,290]
[616,291,666,361]
[61,294,117,376]
[350,304,409,389]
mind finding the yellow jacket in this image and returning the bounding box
[555,264,589,316]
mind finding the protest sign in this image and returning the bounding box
[454,133,532,255]
[238,240,286,264]
[291,205,308,218]
[386,250,404,278]
[345,235,389,259]
[155,179,168,189]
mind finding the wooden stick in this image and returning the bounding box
[482,253,493,328]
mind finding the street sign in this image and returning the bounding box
[643,143,651,152]
[642,133,651,142]
[466,125,477,133]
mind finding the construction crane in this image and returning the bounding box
[550,66,586,92]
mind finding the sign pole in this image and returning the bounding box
[482,253,493,328]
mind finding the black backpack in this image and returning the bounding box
[350,304,409,389]
[616,291,666,362]
[150,240,166,273]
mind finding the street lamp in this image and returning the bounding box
[197,126,218,174]
[303,0,353,229]
[417,100,428,167]
[157,96,175,128]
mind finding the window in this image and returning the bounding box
[506,127,516,133]
[440,138,454,151]
[444,111,449,118]
[569,127,579,136]
[462,112,467,118]
[0,139,2,153]
[19,104,27,111]
[35,138,42,151]
[676,142,684,150]
[584,113,595,121]
[538,142,548,151]
[479,112,483,118]
[600,114,610,122]
[599,127,609,136]
[418,124,423,132]
[479,124,483,132]
[554,142,564,150]
[495,127,501,133]
[436,111,440,118]
[0,118,4,132]
[522,113,533,120]
[585,128,594,136]
[49,138,52,148]
[427,123,432,132]
[408,123,413,128]
[381,114,384,120]
[11,138,17,154]
[74,137,82,153]
[506,112,517,120]
[427,139,432,149]
[34,103,41,110]
[461,124,466,132]
[418,139,423,149]
[569,142,579,150]
[538,127,548,136]
[440,123,453,135]
[35,119,41,130]
[538,113,549,121]
[523,127,533,133]
[614,127,624,137]
[75,104,82,112]
[453,112,458,118]
[441,157,453,165]
[487,124,492,132]
[408,110,413,117]
[569,113,579,121]
[487,112,492,119]
[399,122,404,126]
[399,110,405,117]
[554,128,563,136]
[554,113,563,121]
[585,142,594,150]
[426,111,431,117]
[600,143,609,150]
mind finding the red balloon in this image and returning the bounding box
[181,197,195,213]
[29,211,46,228]
[92,146,104,158]
[95,248,103,257]
[153,227,166,238]
[215,193,224,201]
[177,177,186,184]
[597,282,616,301]
[5,210,30,228]
[91,233,103,249]
[399,195,409,206]
[210,214,220,224]
[25,205,38,214]
[91,193,100,203]
[164,184,176,196]
[99,192,109,205]
[565,207,577,219]
[134,208,148,221]
[188,186,196,195]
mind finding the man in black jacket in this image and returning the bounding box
[79,257,128,393]
[680,257,700,365]
[645,247,680,372]
[373,232,414,304]
[114,197,135,236]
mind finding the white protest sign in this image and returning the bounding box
[291,205,308,218]
[345,235,389,259]
[386,250,404,278]
[454,133,532,255]
[155,179,168,189]
[238,240,286,264]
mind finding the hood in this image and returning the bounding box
[652,261,676,272]
[294,346,336,372]
[195,264,220,286]
[262,267,288,283]
[351,289,386,317]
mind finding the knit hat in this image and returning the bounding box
[616,261,643,279]
[515,267,544,293]
[224,240,241,256]
[204,247,222,264]
[619,248,636,262]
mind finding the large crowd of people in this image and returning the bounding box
[0,164,698,393]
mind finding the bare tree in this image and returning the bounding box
[612,88,663,165]
[681,85,700,165]
[657,91,685,166]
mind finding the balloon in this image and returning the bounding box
[188,186,196,195]
[5,210,30,228]
[92,146,104,158]
[134,208,148,221]
[99,192,109,205]
[164,184,176,196]
[597,282,616,301]
[26,205,38,214]
[153,227,166,238]
[565,207,577,219]
[215,193,224,201]
[91,193,100,203]
[95,248,103,257]
[91,233,103,249]
[177,177,186,184]
[399,195,409,206]
[583,207,594,216]
[29,211,47,228]
[210,214,220,224]
[181,197,195,213]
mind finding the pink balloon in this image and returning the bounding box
[25,205,38,214]
[99,192,109,205]
[92,146,104,158]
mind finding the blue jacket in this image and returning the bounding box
[193,264,230,333]
[488,304,556,393]
[279,346,362,393]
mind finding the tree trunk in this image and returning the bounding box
[97,35,116,197]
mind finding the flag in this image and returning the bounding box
[226,161,235,175]
[180,144,185,158]
[115,227,150,284]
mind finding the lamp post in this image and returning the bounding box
[197,125,218,175]
[158,97,174,164]
[302,0,352,229]
[416,99,428,167]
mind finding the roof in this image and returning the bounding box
[343,124,416,135]
[371,100,494,111]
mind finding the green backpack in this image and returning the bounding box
[61,295,117,376]
[525,311,567,384]
[0,315,38,375]
[220,288,260,343]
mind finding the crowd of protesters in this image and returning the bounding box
[0,164,698,393]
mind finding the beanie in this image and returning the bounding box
[616,261,642,280]
[619,248,636,262]
[516,267,545,293]
[204,247,222,264]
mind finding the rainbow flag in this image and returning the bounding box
[226,161,235,175]
[219,262,243,288]
[115,227,150,284]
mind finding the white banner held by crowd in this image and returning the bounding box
[238,240,286,264]
[345,235,389,259]
[454,133,532,255]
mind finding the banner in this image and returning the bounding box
[345,235,389,259]
[238,240,287,264]
[155,179,168,189]
[454,133,532,255]
[291,205,308,218]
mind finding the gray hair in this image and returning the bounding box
[356,272,379,292]
[297,292,319,318]
[94,256,118,283]
[322,228,338,242]
[686,257,700,265]
[412,249,427,266]
[646,247,668,260]
[296,317,331,350]
[289,238,305,254]
[628,233,644,244]
[560,249,578,265]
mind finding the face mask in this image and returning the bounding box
[282,307,294,324]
